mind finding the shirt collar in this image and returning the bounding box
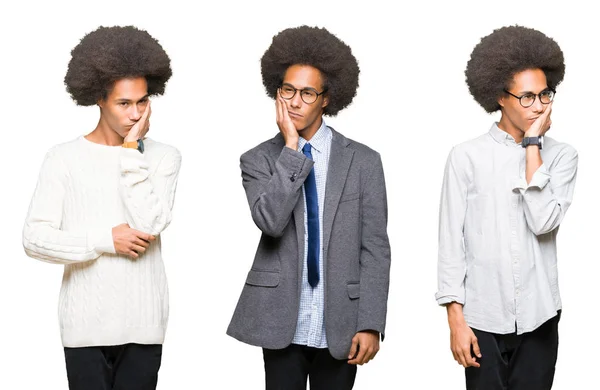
[489,122,519,146]
[298,119,331,153]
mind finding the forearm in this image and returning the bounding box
[23,223,113,264]
[525,145,542,184]
[243,147,313,237]
[446,302,467,327]
[119,148,181,236]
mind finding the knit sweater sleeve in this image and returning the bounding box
[119,146,182,236]
[22,150,116,264]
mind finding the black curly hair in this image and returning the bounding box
[465,25,565,113]
[261,25,359,116]
[64,26,172,106]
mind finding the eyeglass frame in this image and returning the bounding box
[503,88,556,108]
[278,83,328,104]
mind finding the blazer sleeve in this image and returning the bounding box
[241,146,314,237]
[356,153,391,338]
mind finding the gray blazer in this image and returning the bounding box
[227,128,391,360]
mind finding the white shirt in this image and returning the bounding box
[292,121,332,348]
[436,123,578,334]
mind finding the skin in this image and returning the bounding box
[275,64,380,365]
[85,77,155,258]
[498,68,553,183]
[447,69,555,369]
[276,64,329,150]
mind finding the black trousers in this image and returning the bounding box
[263,344,357,390]
[466,312,561,390]
[64,343,162,390]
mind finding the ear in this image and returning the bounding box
[97,98,106,109]
[498,95,505,109]
[321,94,330,109]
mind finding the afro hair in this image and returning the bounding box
[64,26,172,106]
[465,25,565,113]
[261,25,359,116]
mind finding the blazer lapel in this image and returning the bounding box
[323,129,353,253]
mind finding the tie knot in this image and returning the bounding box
[302,143,312,153]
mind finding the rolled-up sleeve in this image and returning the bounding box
[512,146,578,236]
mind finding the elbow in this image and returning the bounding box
[251,216,285,238]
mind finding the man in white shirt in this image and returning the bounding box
[23,26,181,390]
[436,25,577,390]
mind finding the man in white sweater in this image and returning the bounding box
[23,26,181,390]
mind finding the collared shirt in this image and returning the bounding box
[292,120,332,348]
[436,123,578,335]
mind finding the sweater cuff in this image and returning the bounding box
[89,228,116,254]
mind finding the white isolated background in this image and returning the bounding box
[0,0,597,389]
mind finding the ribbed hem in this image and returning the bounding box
[61,326,165,348]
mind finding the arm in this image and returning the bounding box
[241,147,313,237]
[435,147,481,368]
[356,154,391,335]
[436,147,468,306]
[347,153,390,366]
[514,146,578,236]
[119,147,182,236]
[23,151,116,264]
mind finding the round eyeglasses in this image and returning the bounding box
[503,88,555,108]
[279,84,327,104]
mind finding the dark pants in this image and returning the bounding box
[466,312,561,390]
[263,344,357,390]
[64,343,162,390]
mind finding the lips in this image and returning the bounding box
[288,111,303,119]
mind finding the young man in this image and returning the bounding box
[227,26,391,390]
[436,26,578,390]
[23,26,181,390]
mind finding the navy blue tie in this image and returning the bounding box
[302,143,320,287]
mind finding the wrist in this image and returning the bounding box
[285,140,299,151]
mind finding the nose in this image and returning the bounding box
[531,96,544,113]
[290,91,303,108]
[130,105,142,121]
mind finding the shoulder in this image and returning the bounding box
[143,138,182,162]
[543,136,578,158]
[334,130,381,164]
[241,134,283,162]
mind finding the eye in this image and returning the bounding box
[118,102,128,107]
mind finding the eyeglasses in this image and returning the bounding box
[503,88,555,108]
[279,83,327,104]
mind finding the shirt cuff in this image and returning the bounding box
[89,228,116,254]
[513,163,551,192]
[435,291,465,306]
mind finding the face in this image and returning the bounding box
[280,64,329,135]
[97,77,149,138]
[498,68,551,134]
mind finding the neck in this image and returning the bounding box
[297,116,323,142]
[497,113,525,144]
[86,116,124,146]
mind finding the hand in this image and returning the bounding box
[275,89,299,150]
[112,223,155,259]
[449,320,481,368]
[124,100,152,143]
[347,330,380,365]
[525,101,552,138]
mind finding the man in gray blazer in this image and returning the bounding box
[227,26,391,390]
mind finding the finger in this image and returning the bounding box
[457,348,469,368]
[348,336,358,360]
[351,344,367,365]
[128,251,139,259]
[134,238,150,248]
[131,244,146,254]
[132,230,154,242]
[472,338,482,359]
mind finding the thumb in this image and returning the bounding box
[472,337,482,358]
[348,335,359,359]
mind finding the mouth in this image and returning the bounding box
[288,111,303,119]
[527,117,539,121]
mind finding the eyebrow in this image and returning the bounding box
[115,94,150,102]
[282,82,318,91]
[517,87,550,95]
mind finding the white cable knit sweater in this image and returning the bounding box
[23,136,181,347]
